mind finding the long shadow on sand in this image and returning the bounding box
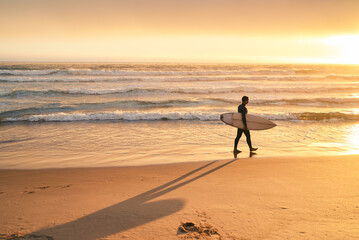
[34,159,236,239]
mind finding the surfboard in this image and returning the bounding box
[220,113,276,130]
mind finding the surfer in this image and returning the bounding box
[233,96,258,154]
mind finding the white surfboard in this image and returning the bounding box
[220,113,276,130]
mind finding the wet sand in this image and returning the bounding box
[1,155,358,239]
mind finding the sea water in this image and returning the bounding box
[1,62,359,169]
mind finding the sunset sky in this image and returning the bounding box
[1,0,359,63]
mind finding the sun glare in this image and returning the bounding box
[322,34,359,64]
[345,124,359,154]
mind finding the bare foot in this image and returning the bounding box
[250,148,258,152]
[249,152,257,158]
[233,149,242,154]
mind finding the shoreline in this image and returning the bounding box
[2,119,359,170]
[1,154,358,239]
[0,152,357,171]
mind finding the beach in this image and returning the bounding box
[1,154,358,239]
[1,63,359,239]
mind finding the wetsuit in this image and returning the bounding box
[234,103,253,149]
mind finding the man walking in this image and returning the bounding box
[233,96,258,154]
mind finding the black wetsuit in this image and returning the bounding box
[234,103,253,149]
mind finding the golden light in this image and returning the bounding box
[344,124,359,155]
[321,34,359,64]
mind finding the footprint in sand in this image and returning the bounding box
[22,185,72,194]
[0,233,54,240]
[22,186,50,194]
[23,191,35,194]
[177,221,221,239]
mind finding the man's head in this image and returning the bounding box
[242,96,249,104]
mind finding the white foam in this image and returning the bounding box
[258,113,298,121]
[63,69,297,76]
[0,75,313,82]
[10,111,357,122]
[0,69,59,76]
[4,111,221,122]
[2,85,359,97]
[0,68,301,77]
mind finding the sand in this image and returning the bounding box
[0,155,359,240]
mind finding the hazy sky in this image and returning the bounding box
[1,0,359,63]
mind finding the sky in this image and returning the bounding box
[1,0,359,63]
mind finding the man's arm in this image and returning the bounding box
[241,111,247,129]
[238,105,248,129]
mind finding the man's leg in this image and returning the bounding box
[234,128,243,152]
[244,130,257,151]
[244,130,253,149]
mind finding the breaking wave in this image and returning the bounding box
[2,111,359,122]
[0,89,167,97]
[208,97,359,107]
[0,68,320,77]
[2,111,221,122]
[2,85,359,97]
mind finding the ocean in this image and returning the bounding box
[1,62,359,169]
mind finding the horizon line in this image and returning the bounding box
[1,60,358,66]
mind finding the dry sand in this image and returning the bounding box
[1,155,358,240]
